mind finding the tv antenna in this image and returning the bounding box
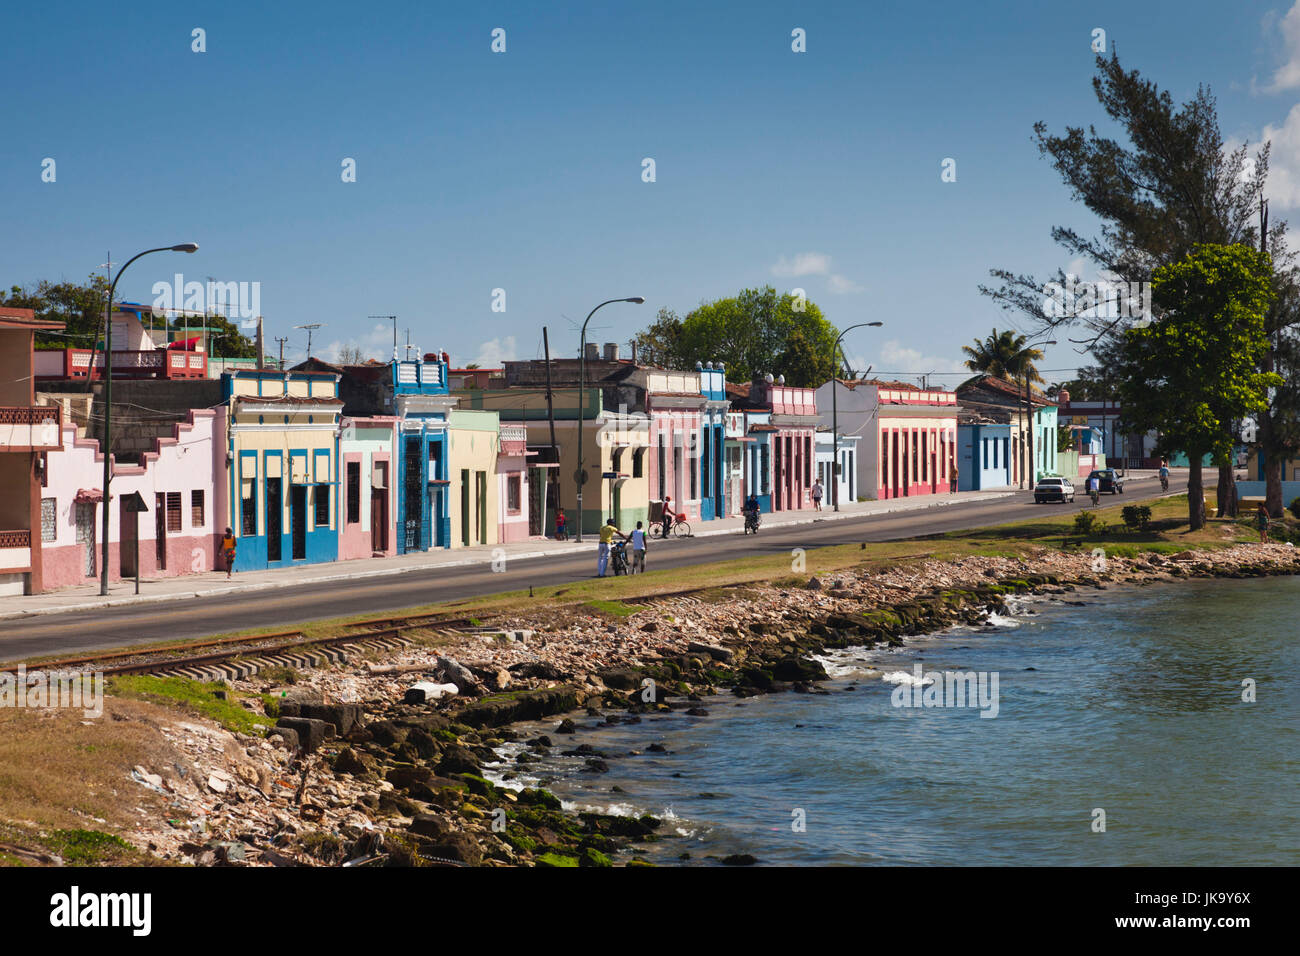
[294,323,323,358]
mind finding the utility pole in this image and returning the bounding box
[543,326,559,516]
[275,336,288,370]
[255,316,265,368]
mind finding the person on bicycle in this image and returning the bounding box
[1158,462,1170,491]
[660,496,676,539]
[1087,474,1100,506]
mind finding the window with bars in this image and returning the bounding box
[241,482,256,536]
[191,490,205,527]
[41,498,57,542]
[315,484,330,526]
[347,461,361,524]
[166,492,182,532]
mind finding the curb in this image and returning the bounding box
[1,491,1015,620]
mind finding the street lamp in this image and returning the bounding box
[575,297,644,543]
[831,322,883,511]
[1020,338,1056,491]
[99,243,198,595]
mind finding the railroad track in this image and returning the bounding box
[0,611,489,682]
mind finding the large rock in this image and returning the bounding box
[275,717,333,753]
[455,686,583,729]
[295,702,363,736]
[770,657,829,683]
[436,744,481,776]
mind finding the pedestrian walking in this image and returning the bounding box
[220,527,237,578]
[596,516,623,577]
[630,521,647,573]
[811,478,824,511]
[950,457,959,493]
[555,508,568,541]
[1256,504,1270,544]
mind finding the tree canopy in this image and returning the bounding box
[1116,243,1278,529]
[630,286,840,387]
[961,328,1045,384]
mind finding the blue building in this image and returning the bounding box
[332,352,457,552]
[222,368,343,570]
[957,420,1013,491]
[698,362,728,520]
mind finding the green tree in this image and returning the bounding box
[170,313,257,359]
[655,286,839,386]
[1116,244,1278,530]
[961,328,1045,385]
[1,276,112,349]
[980,51,1285,516]
[630,307,686,369]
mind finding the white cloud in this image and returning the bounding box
[321,322,394,363]
[1264,2,1300,92]
[771,251,861,295]
[771,251,832,277]
[1261,103,1300,210]
[473,335,517,367]
[876,339,969,375]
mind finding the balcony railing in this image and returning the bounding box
[36,348,207,381]
[0,405,62,451]
[0,529,32,573]
[0,530,31,549]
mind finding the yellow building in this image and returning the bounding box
[219,369,342,568]
[454,386,650,535]
[447,409,499,548]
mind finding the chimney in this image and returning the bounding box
[585,342,599,361]
[603,342,618,361]
[630,341,637,364]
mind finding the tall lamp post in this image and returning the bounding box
[99,243,199,595]
[575,296,644,542]
[831,322,883,511]
[1020,338,1056,491]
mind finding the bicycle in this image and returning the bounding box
[651,515,691,539]
[1159,475,1169,492]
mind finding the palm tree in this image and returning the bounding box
[962,328,1044,386]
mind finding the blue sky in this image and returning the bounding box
[4,0,1300,385]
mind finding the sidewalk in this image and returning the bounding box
[1,489,1016,620]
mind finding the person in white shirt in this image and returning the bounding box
[630,521,647,574]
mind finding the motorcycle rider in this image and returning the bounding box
[743,492,761,532]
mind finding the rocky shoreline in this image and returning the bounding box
[123,541,1300,867]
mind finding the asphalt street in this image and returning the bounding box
[0,480,1168,660]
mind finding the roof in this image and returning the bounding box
[0,306,65,332]
[834,377,920,391]
[957,373,1057,406]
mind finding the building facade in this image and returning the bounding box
[0,308,65,595]
[220,369,342,570]
[339,416,398,561]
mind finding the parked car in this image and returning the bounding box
[1034,477,1075,503]
[1087,468,1124,494]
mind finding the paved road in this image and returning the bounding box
[0,482,1167,660]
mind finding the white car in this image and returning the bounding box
[1034,477,1075,503]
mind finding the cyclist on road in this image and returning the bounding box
[1158,462,1170,492]
[660,496,676,539]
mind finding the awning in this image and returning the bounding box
[74,488,103,503]
[428,479,451,486]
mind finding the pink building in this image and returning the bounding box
[746,376,819,511]
[339,416,398,560]
[497,423,531,542]
[645,369,707,521]
[40,408,225,590]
